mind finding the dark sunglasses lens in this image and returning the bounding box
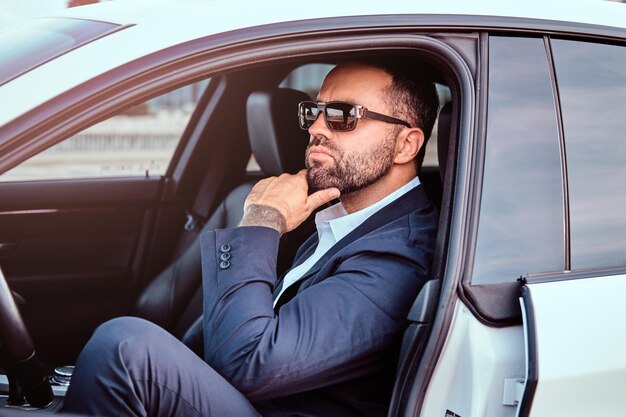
[299,102,319,129]
[325,103,357,131]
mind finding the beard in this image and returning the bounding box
[305,132,396,194]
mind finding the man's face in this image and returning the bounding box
[305,64,399,194]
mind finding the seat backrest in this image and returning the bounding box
[133,88,310,338]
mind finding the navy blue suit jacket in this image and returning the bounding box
[200,185,437,417]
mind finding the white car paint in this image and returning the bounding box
[421,301,525,417]
[522,275,626,416]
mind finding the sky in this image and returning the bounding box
[0,0,68,29]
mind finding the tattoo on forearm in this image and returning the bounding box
[240,204,287,234]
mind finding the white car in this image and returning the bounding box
[0,1,625,416]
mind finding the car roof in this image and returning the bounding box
[1,0,625,128]
[54,0,626,31]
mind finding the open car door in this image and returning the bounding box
[519,275,626,416]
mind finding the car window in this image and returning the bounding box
[0,18,121,87]
[552,39,626,270]
[472,36,564,284]
[280,63,334,98]
[0,79,210,182]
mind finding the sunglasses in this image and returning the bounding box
[298,100,411,132]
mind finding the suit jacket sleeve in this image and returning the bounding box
[201,223,431,401]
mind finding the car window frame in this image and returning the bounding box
[459,33,567,327]
[0,23,479,417]
[0,26,473,196]
[459,29,626,331]
[549,36,626,272]
[523,35,626,286]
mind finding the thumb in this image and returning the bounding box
[306,188,341,211]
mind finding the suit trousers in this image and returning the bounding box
[63,316,261,417]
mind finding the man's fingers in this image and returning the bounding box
[307,188,340,211]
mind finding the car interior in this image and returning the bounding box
[0,52,455,411]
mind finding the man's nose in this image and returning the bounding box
[308,111,331,138]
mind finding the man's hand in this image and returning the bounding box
[239,170,340,235]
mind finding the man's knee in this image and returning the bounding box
[93,316,162,341]
[81,317,164,365]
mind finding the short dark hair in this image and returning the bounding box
[363,58,440,173]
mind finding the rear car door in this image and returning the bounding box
[520,37,626,415]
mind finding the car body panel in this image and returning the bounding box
[52,0,626,29]
[521,276,626,416]
[420,301,525,417]
[0,177,166,364]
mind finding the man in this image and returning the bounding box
[63,59,440,417]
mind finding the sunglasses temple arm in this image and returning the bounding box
[363,110,411,128]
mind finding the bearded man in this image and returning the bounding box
[64,60,440,417]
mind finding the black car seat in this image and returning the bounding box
[133,87,311,340]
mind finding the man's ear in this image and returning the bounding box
[394,128,425,164]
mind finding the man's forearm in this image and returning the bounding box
[239,204,287,235]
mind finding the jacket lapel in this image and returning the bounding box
[273,184,430,309]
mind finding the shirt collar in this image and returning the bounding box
[314,177,421,242]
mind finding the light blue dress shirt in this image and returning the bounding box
[273,176,421,306]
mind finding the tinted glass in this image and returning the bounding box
[473,37,564,284]
[0,79,210,181]
[0,18,120,86]
[280,63,334,97]
[553,39,626,269]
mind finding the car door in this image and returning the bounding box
[519,37,626,416]
[0,78,216,365]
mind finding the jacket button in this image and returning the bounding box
[219,260,231,269]
[220,252,231,261]
[219,244,231,253]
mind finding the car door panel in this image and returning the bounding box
[520,276,626,416]
[0,177,164,364]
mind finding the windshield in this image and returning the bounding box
[0,17,122,87]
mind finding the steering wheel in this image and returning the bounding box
[0,265,53,407]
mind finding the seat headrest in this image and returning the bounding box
[246,88,311,176]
